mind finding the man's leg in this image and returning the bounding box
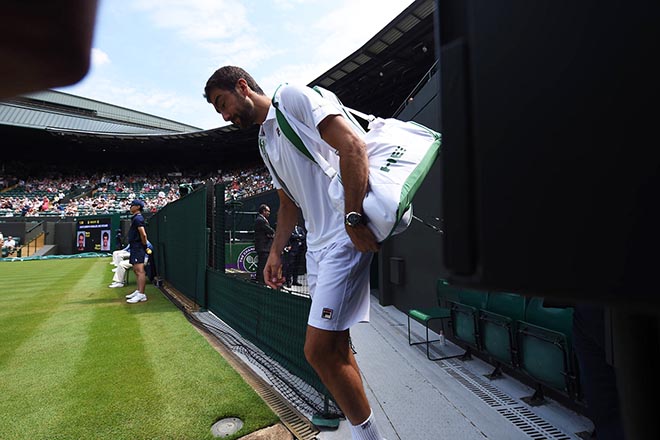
[256,252,268,283]
[305,239,381,438]
[133,262,146,293]
[112,263,127,284]
[290,252,299,284]
[304,326,370,424]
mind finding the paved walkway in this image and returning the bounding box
[198,293,593,440]
[314,296,592,440]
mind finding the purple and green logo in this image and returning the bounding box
[237,245,258,274]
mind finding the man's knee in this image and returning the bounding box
[304,327,349,368]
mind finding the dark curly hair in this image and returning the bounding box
[204,66,264,102]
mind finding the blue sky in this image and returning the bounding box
[57,0,415,130]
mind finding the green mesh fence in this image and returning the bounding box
[147,187,208,308]
[207,269,338,416]
[146,184,337,416]
[213,183,225,271]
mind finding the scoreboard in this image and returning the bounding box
[75,215,120,253]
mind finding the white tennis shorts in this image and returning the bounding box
[305,236,374,331]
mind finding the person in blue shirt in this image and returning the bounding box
[109,241,153,288]
[125,199,151,303]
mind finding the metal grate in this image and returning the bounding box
[441,362,572,440]
[192,311,324,440]
[496,407,572,440]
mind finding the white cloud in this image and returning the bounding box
[272,0,319,10]
[132,0,252,43]
[130,0,276,75]
[91,48,111,67]
[62,0,419,130]
[202,36,281,71]
[311,0,415,65]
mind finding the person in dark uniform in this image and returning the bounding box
[283,222,305,287]
[125,199,151,303]
[254,204,274,283]
[115,228,123,250]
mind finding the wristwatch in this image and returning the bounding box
[345,211,365,227]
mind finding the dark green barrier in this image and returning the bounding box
[147,187,208,307]
[207,270,330,400]
[213,183,225,271]
[148,185,333,409]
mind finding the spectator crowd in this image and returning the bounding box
[0,165,274,217]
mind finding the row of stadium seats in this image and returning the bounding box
[409,280,577,403]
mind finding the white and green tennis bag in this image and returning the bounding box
[272,84,441,243]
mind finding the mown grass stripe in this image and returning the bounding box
[0,259,106,439]
[0,259,97,371]
[0,258,278,440]
[49,299,163,439]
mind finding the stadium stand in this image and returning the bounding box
[0,166,274,218]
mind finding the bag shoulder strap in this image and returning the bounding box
[310,86,374,129]
[272,84,318,165]
[271,84,338,180]
[259,135,299,205]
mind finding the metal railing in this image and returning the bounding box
[392,59,439,118]
[17,232,45,257]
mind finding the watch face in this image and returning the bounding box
[346,212,361,226]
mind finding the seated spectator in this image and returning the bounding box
[111,244,130,267]
[2,235,17,255]
[108,241,153,288]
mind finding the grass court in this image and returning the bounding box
[0,257,278,440]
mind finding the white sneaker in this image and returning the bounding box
[126,293,147,303]
[125,290,140,299]
[108,282,125,288]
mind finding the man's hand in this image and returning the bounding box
[264,252,285,289]
[346,224,380,253]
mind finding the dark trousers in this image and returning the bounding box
[283,252,299,285]
[573,305,625,440]
[256,251,269,283]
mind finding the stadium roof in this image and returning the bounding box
[0,89,201,134]
[308,0,436,118]
[0,0,436,170]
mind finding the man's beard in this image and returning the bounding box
[234,101,257,129]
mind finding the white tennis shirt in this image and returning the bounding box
[258,84,348,252]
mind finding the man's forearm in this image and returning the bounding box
[339,140,369,214]
[318,114,369,215]
[269,190,298,257]
[270,209,297,256]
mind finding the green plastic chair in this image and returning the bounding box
[479,292,526,370]
[517,297,576,400]
[407,280,466,361]
[449,289,488,351]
